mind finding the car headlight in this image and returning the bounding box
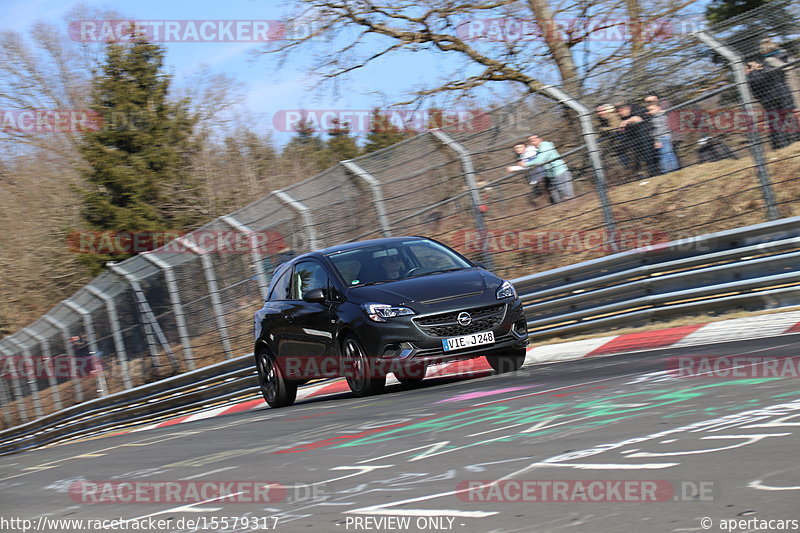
[363,303,415,322]
[496,280,517,300]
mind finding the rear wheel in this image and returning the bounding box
[256,350,297,408]
[486,349,526,374]
[341,334,386,396]
[394,361,427,385]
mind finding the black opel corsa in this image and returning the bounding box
[253,236,528,407]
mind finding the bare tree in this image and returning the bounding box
[257,0,701,104]
[179,66,249,139]
[0,7,119,167]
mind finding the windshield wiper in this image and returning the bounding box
[355,280,390,287]
[414,267,465,277]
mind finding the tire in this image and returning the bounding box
[256,350,298,408]
[394,361,427,385]
[486,349,526,374]
[341,334,386,396]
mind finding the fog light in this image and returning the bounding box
[382,344,401,357]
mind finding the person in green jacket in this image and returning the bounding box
[507,135,575,203]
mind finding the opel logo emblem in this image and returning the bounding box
[457,312,472,326]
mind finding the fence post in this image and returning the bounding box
[140,253,195,371]
[429,129,495,270]
[25,328,62,412]
[107,263,180,373]
[274,190,320,250]
[0,342,27,423]
[0,355,13,426]
[5,337,43,419]
[43,315,84,404]
[86,286,134,388]
[693,31,780,221]
[220,215,271,301]
[340,161,393,237]
[63,301,108,397]
[540,85,619,251]
[176,237,234,360]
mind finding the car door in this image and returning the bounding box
[279,260,338,379]
[256,266,293,352]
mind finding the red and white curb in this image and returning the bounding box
[525,309,800,363]
[118,309,800,435]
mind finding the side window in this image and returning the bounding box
[291,261,329,300]
[267,269,291,301]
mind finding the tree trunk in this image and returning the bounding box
[527,0,581,97]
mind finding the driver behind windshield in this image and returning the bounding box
[379,251,405,280]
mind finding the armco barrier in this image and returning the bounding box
[515,216,800,337]
[0,354,255,455]
[0,217,799,454]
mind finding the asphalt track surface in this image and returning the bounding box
[1,334,800,533]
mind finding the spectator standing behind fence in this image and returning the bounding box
[644,94,672,111]
[523,136,548,187]
[646,102,680,174]
[596,104,631,170]
[512,143,536,184]
[508,135,574,203]
[760,38,800,114]
[616,103,660,178]
[746,60,800,150]
[644,94,687,167]
[510,142,552,205]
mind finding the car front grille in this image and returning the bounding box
[414,304,506,337]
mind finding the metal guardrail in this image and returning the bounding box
[0,355,256,455]
[1,217,799,455]
[515,216,800,337]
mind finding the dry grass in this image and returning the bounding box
[438,142,800,279]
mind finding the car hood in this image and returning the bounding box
[347,268,501,308]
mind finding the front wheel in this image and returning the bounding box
[256,350,297,408]
[486,349,526,374]
[341,335,385,396]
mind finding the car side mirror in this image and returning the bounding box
[302,288,326,303]
[327,288,343,302]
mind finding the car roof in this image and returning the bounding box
[295,236,430,260]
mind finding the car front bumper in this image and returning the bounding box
[356,299,529,365]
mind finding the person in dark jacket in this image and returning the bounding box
[616,103,660,177]
[759,38,800,113]
[746,60,800,150]
[596,103,632,172]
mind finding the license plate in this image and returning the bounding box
[442,331,495,352]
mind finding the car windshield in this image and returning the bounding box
[326,239,473,287]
